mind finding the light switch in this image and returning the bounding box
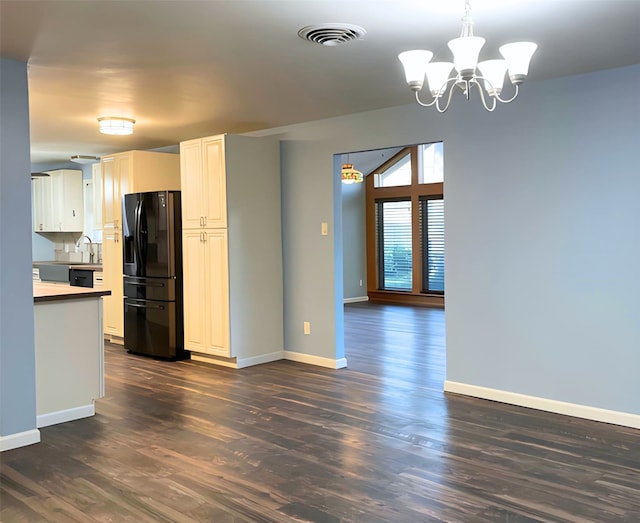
[321,222,328,236]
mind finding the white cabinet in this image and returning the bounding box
[32,169,84,232]
[180,134,283,367]
[32,176,53,232]
[182,230,229,356]
[100,150,180,340]
[180,137,227,229]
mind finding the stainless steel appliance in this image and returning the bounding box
[122,191,186,359]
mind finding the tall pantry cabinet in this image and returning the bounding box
[101,150,180,341]
[180,134,283,367]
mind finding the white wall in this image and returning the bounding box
[262,65,640,419]
[0,58,39,449]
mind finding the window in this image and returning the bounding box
[365,142,445,306]
[374,150,411,188]
[376,200,412,291]
[419,142,444,184]
[421,197,444,293]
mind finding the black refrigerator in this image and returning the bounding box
[122,190,187,359]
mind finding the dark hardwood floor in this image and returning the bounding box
[2,302,639,522]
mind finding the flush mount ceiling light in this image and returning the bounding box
[70,155,99,164]
[97,116,135,135]
[298,23,366,46]
[398,0,537,112]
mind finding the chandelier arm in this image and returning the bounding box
[414,90,439,108]
[473,80,497,112]
[433,77,460,113]
[494,84,520,104]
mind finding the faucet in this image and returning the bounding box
[77,235,95,263]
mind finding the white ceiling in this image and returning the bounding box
[1,0,639,164]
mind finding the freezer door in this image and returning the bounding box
[123,275,176,302]
[123,191,182,278]
[124,298,182,358]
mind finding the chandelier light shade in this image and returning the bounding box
[341,163,363,184]
[398,0,537,112]
[97,116,136,135]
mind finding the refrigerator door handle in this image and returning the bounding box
[126,302,165,311]
[135,200,145,275]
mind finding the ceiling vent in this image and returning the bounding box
[298,23,366,47]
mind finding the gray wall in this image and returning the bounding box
[0,59,38,440]
[265,64,640,415]
[341,174,367,300]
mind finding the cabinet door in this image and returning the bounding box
[32,177,53,232]
[180,139,206,229]
[204,229,230,356]
[53,170,83,232]
[92,163,103,230]
[101,156,117,228]
[102,233,124,337]
[202,136,227,228]
[182,231,208,352]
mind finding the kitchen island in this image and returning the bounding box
[33,282,111,428]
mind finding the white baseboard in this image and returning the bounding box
[0,429,41,452]
[190,353,239,368]
[284,350,347,369]
[36,404,95,428]
[344,296,369,304]
[236,351,285,369]
[191,352,284,369]
[444,381,640,429]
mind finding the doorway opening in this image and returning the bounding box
[339,142,445,379]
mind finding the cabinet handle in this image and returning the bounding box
[203,216,207,226]
[114,219,119,229]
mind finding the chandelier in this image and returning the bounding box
[398,1,537,112]
[341,163,363,184]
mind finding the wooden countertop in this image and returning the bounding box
[34,282,111,303]
[70,264,103,271]
[33,262,103,271]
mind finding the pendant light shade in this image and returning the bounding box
[425,62,455,97]
[477,59,508,95]
[499,42,538,84]
[341,164,363,184]
[398,50,433,91]
[447,36,485,79]
[98,117,135,135]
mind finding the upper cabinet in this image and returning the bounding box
[32,169,84,232]
[101,150,180,232]
[180,136,227,229]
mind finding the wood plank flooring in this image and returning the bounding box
[2,302,639,522]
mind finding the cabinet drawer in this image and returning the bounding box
[93,272,104,288]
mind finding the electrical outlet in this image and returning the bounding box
[321,222,328,236]
[303,321,311,335]
[359,279,363,286]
